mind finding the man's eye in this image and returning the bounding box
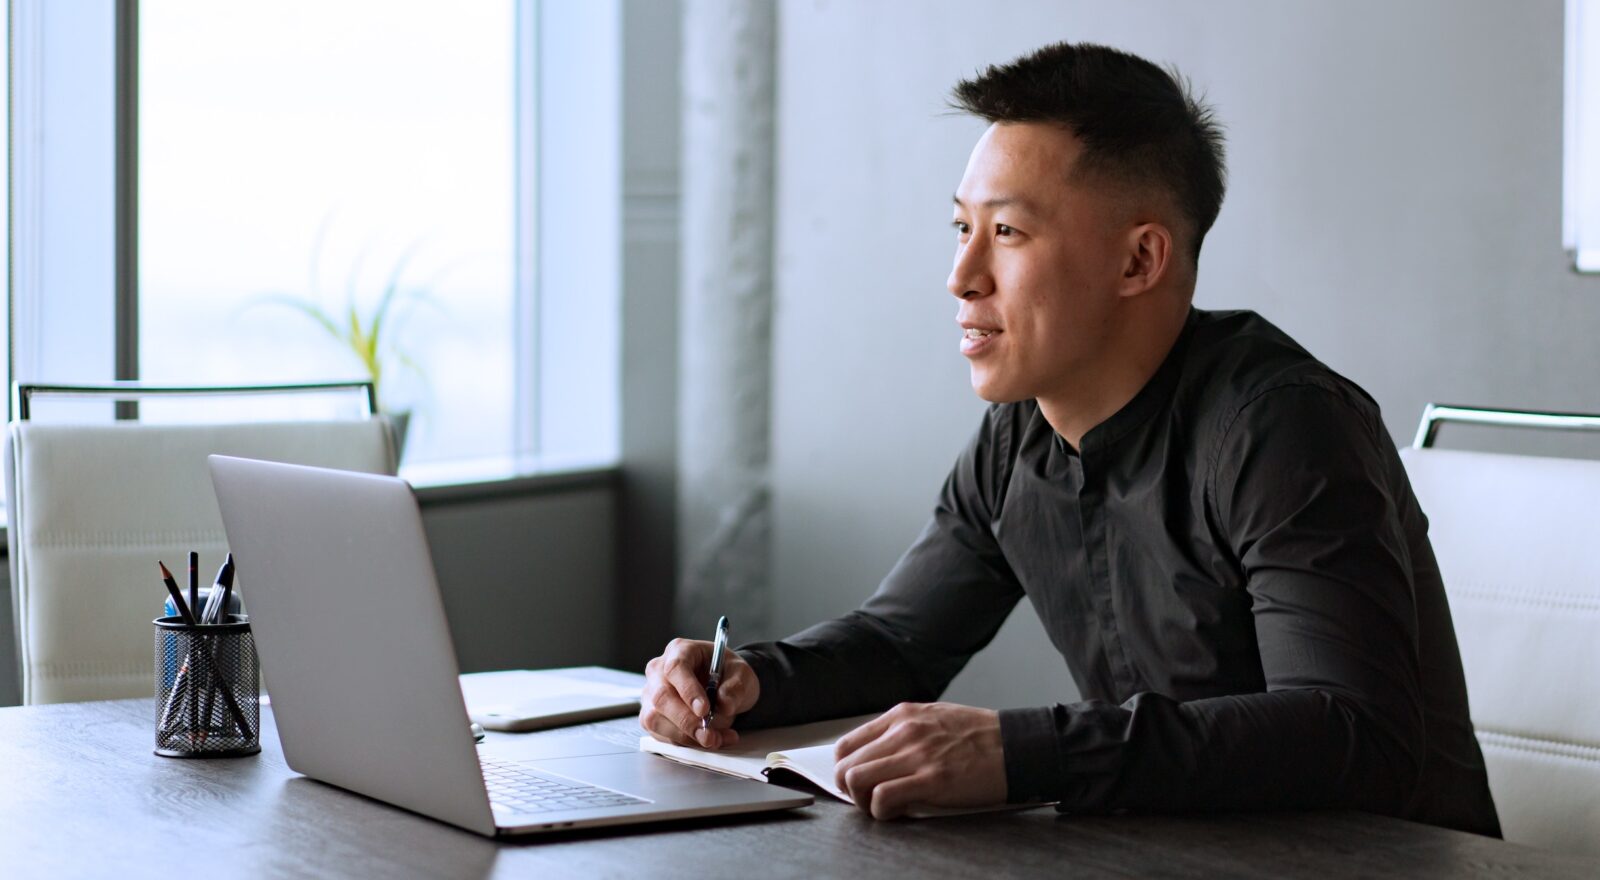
[952,221,970,235]
[995,224,1016,237]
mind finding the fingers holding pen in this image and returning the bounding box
[694,659,758,748]
[641,638,724,747]
[660,639,712,718]
[639,636,761,751]
[640,650,704,746]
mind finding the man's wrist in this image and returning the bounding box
[729,645,779,729]
[998,706,1066,804]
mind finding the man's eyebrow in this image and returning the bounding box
[952,194,1042,215]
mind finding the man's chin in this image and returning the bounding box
[969,375,1029,405]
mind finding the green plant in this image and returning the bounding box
[254,241,435,413]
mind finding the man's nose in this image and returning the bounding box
[947,238,994,300]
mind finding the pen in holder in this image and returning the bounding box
[153,615,261,758]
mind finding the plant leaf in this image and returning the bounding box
[369,238,427,350]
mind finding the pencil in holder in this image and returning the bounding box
[153,615,262,758]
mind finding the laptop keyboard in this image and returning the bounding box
[481,759,651,815]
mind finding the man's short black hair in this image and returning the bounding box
[950,42,1226,262]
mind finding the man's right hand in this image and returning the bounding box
[641,638,760,750]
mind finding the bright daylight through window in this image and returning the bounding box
[138,0,516,470]
[1567,0,1600,271]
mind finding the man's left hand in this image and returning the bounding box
[833,702,1007,819]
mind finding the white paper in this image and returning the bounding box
[459,667,643,716]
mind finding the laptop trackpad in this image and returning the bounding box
[533,751,759,794]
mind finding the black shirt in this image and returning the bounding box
[736,308,1501,837]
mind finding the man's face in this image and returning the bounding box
[948,122,1131,404]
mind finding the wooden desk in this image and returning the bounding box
[4,699,1595,879]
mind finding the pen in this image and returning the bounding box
[187,551,200,746]
[702,616,729,730]
[188,551,199,627]
[198,554,238,733]
[198,555,226,729]
[203,554,250,739]
[218,553,235,623]
[201,555,235,624]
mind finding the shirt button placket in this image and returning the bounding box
[1078,451,1139,698]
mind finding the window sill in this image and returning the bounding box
[409,456,619,505]
[0,455,622,552]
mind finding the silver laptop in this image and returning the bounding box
[208,454,812,837]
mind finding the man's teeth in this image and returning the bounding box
[964,328,996,339]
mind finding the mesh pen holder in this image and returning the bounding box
[153,616,262,758]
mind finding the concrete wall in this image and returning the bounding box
[768,0,1600,710]
[422,481,618,675]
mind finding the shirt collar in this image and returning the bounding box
[1067,306,1200,458]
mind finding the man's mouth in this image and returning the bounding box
[960,326,1001,357]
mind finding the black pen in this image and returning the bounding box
[187,551,200,745]
[198,555,230,731]
[202,555,235,624]
[217,554,236,623]
[702,616,729,730]
[188,551,199,627]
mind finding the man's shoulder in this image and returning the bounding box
[1183,308,1380,428]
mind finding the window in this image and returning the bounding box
[8,0,621,491]
[139,0,516,467]
[0,11,8,421]
[1566,0,1600,271]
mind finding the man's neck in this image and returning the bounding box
[1038,304,1190,451]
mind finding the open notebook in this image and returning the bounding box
[639,713,1037,819]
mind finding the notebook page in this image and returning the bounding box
[639,713,879,782]
[764,743,848,800]
[640,738,771,781]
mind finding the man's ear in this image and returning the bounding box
[1118,222,1174,298]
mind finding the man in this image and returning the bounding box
[640,41,1500,836]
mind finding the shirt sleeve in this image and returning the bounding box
[999,382,1427,813]
[734,406,1025,730]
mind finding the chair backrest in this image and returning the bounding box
[4,419,397,704]
[1401,426,1600,854]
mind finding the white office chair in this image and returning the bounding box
[1400,403,1600,855]
[4,382,398,705]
